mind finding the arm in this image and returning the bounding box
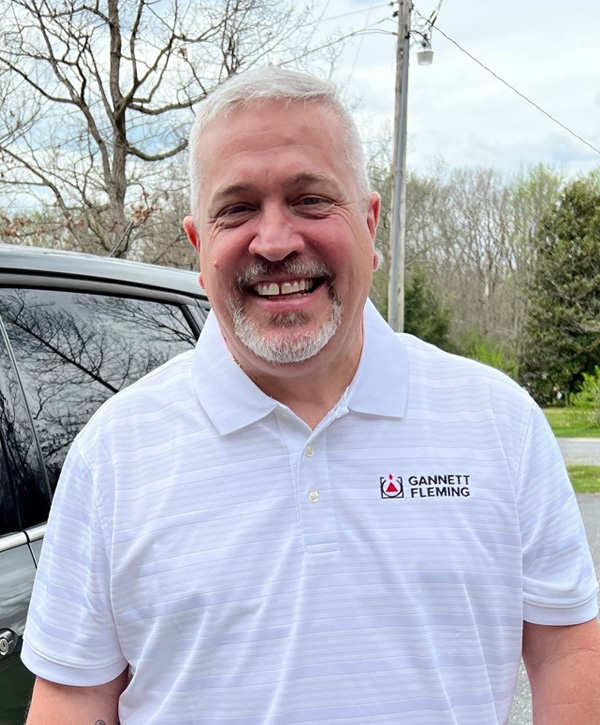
[523,618,600,724]
[26,668,128,725]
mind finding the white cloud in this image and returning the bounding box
[309,0,600,175]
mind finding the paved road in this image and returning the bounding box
[509,492,600,724]
[558,437,600,465]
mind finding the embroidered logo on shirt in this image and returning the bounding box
[380,474,404,498]
[380,474,472,499]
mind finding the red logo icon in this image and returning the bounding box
[380,474,404,498]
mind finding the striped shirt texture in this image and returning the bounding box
[22,301,598,724]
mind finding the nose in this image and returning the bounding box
[248,203,305,261]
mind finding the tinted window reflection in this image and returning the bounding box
[0,436,20,535]
[0,290,196,492]
[0,323,50,534]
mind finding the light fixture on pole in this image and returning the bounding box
[417,35,434,66]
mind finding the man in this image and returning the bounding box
[23,68,600,724]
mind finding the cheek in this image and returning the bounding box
[331,226,374,274]
[199,236,225,286]
[311,220,357,261]
[201,230,248,277]
[200,245,251,304]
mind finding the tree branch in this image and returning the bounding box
[127,138,188,161]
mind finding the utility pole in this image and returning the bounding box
[387,0,411,332]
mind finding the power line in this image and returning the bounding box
[348,0,381,84]
[290,3,397,70]
[278,27,395,67]
[428,21,600,158]
[305,0,333,49]
[428,0,445,26]
[301,2,393,28]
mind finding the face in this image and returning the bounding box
[184,100,379,376]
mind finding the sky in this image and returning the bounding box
[303,0,600,178]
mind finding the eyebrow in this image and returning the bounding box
[287,171,340,190]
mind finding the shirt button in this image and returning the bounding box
[308,490,320,503]
[305,445,315,457]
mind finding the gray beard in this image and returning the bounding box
[228,259,342,364]
[233,297,342,365]
[230,294,342,364]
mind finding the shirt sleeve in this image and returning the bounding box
[516,401,599,625]
[21,440,127,686]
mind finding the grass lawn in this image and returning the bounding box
[543,407,600,438]
[567,465,600,493]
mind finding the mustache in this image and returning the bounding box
[236,259,332,289]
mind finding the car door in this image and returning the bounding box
[0,314,49,725]
[0,281,207,724]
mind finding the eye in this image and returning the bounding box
[299,196,327,206]
[221,203,253,216]
[294,196,333,215]
[214,203,255,227]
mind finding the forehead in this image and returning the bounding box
[195,100,354,206]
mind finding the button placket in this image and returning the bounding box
[299,436,337,553]
[275,410,340,554]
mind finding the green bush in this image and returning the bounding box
[471,343,517,379]
[571,367,600,427]
[456,329,517,379]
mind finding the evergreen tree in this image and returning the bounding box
[520,177,600,404]
[403,267,453,350]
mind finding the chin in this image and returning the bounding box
[233,305,342,366]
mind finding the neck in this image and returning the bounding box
[237,338,363,430]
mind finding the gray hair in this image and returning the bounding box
[188,67,370,220]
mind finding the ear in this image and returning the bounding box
[366,192,380,240]
[183,215,200,252]
[373,249,381,271]
[366,192,380,271]
[183,215,206,289]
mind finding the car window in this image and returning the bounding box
[0,319,50,534]
[0,289,197,493]
[0,443,19,536]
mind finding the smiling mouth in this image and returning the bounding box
[250,278,323,297]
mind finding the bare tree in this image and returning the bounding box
[506,164,563,374]
[369,155,564,368]
[440,168,511,336]
[0,0,317,261]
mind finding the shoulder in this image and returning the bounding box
[74,348,197,457]
[398,334,536,459]
[400,333,529,402]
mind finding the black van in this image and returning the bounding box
[0,245,208,724]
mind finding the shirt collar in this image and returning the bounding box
[344,299,409,419]
[192,311,279,436]
[192,299,408,436]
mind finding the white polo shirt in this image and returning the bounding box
[23,301,598,725]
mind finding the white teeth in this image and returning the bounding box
[254,282,280,296]
[253,278,314,297]
[281,281,301,295]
